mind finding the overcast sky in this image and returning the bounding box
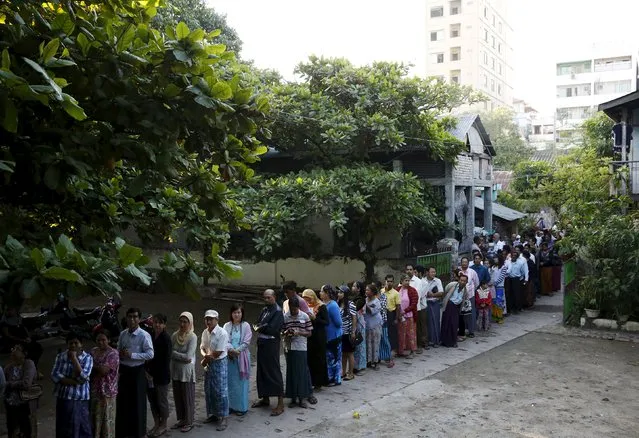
[208,0,639,114]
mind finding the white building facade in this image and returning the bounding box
[555,44,638,147]
[424,0,514,110]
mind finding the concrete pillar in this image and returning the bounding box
[465,186,475,247]
[444,163,456,238]
[483,186,493,233]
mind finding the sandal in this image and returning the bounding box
[386,360,395,368]
[216,419,228,431]
[298,401,308,409]
[270,406,284,416]
[180,425,193,433]
[343,373,354,381]
[308,396,318,405]
[171,422,185,430]
[251,399,269,408]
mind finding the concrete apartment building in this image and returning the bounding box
[513,99,555,150]
[424,0,514,110]
[555,43,638,147]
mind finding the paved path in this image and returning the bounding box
[178,293,565,438]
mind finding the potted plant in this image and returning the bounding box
[578,277,601,319]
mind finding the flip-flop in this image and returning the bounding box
[298,401,308,409]
[270,407,284,416]
[308,396,318,405]
[180,425,193,433]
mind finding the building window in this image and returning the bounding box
[484,7,487,17]
[499,22,502,33]
[450,1,461,15]
[492,36,495,48]
[450,69,461,84]
[491,79,495,91]
[594,56,633,72]
[430,52,444,64]
[498,43,502,54]
[498,63,502,75]
[491,57,495,70]
[498,84,502,95]
[483,74,488,87]
[484,29,488,42]
[430,30,444,41]
[594,79,633,95]
[534,125,541,135]
[492,15,495,26]
[450,23,461,38]
[483,52,488,65]
[556,60,592,75]
[430,6,444,17]
[450,47,461,61]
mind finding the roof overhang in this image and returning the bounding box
[598,90,639,120]
[474,197,526,222]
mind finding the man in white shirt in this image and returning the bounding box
[116,307,154,438]
[200,310,230,431]
[493,233,505,252]
[405,264,421,290]
[423,267,444,347]
[414,265,429,353]
[459,257,480,338]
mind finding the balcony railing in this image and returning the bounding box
[610,161,639,196]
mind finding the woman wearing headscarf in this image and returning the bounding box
[302,289,329,394]
[320,285,342,386]
[170,312,197,433]
[223,304,252,416]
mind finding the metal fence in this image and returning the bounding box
[416,251,453,282]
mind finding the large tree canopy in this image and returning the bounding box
[0,1,268,303]
[266,56,484,168]
[480,107,533,170]
[239,166,445,282]
[153,0,242,54]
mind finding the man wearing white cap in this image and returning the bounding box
[200,310,230,431]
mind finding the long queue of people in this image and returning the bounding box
[0,233,554,438]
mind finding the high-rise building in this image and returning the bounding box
[555,43,638,147]
[423,0,514,110]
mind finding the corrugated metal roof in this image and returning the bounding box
[448,114,478,141]
[531,149,569,165]
[474,197,526,222]
[493,170,514,191]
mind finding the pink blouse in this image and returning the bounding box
[90,346,119,398]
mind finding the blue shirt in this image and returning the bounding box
[51,350,93,400]
[508,257,529,281]
[325,300,342,341]
[118,327,154,367]
[470,263,491,286]
[450,286,464,305]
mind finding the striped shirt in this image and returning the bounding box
[51,350,93,400]
[340,301,357,335]
[283,311,312,351]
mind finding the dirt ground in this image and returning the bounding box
[304,332,639,438]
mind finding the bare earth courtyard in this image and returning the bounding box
[4,292,637,438]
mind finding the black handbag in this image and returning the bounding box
[351,330,364,346]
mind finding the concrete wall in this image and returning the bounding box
[225,257,410,289]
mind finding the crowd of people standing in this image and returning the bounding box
[0,229,561,437]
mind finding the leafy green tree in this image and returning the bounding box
[266,56,484,168]
[154,0,243,54]
[581,111,614,158]
[0,1,267,304]
[239,166,445,282]
[511,160,554,197]
[480,108,533,170]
